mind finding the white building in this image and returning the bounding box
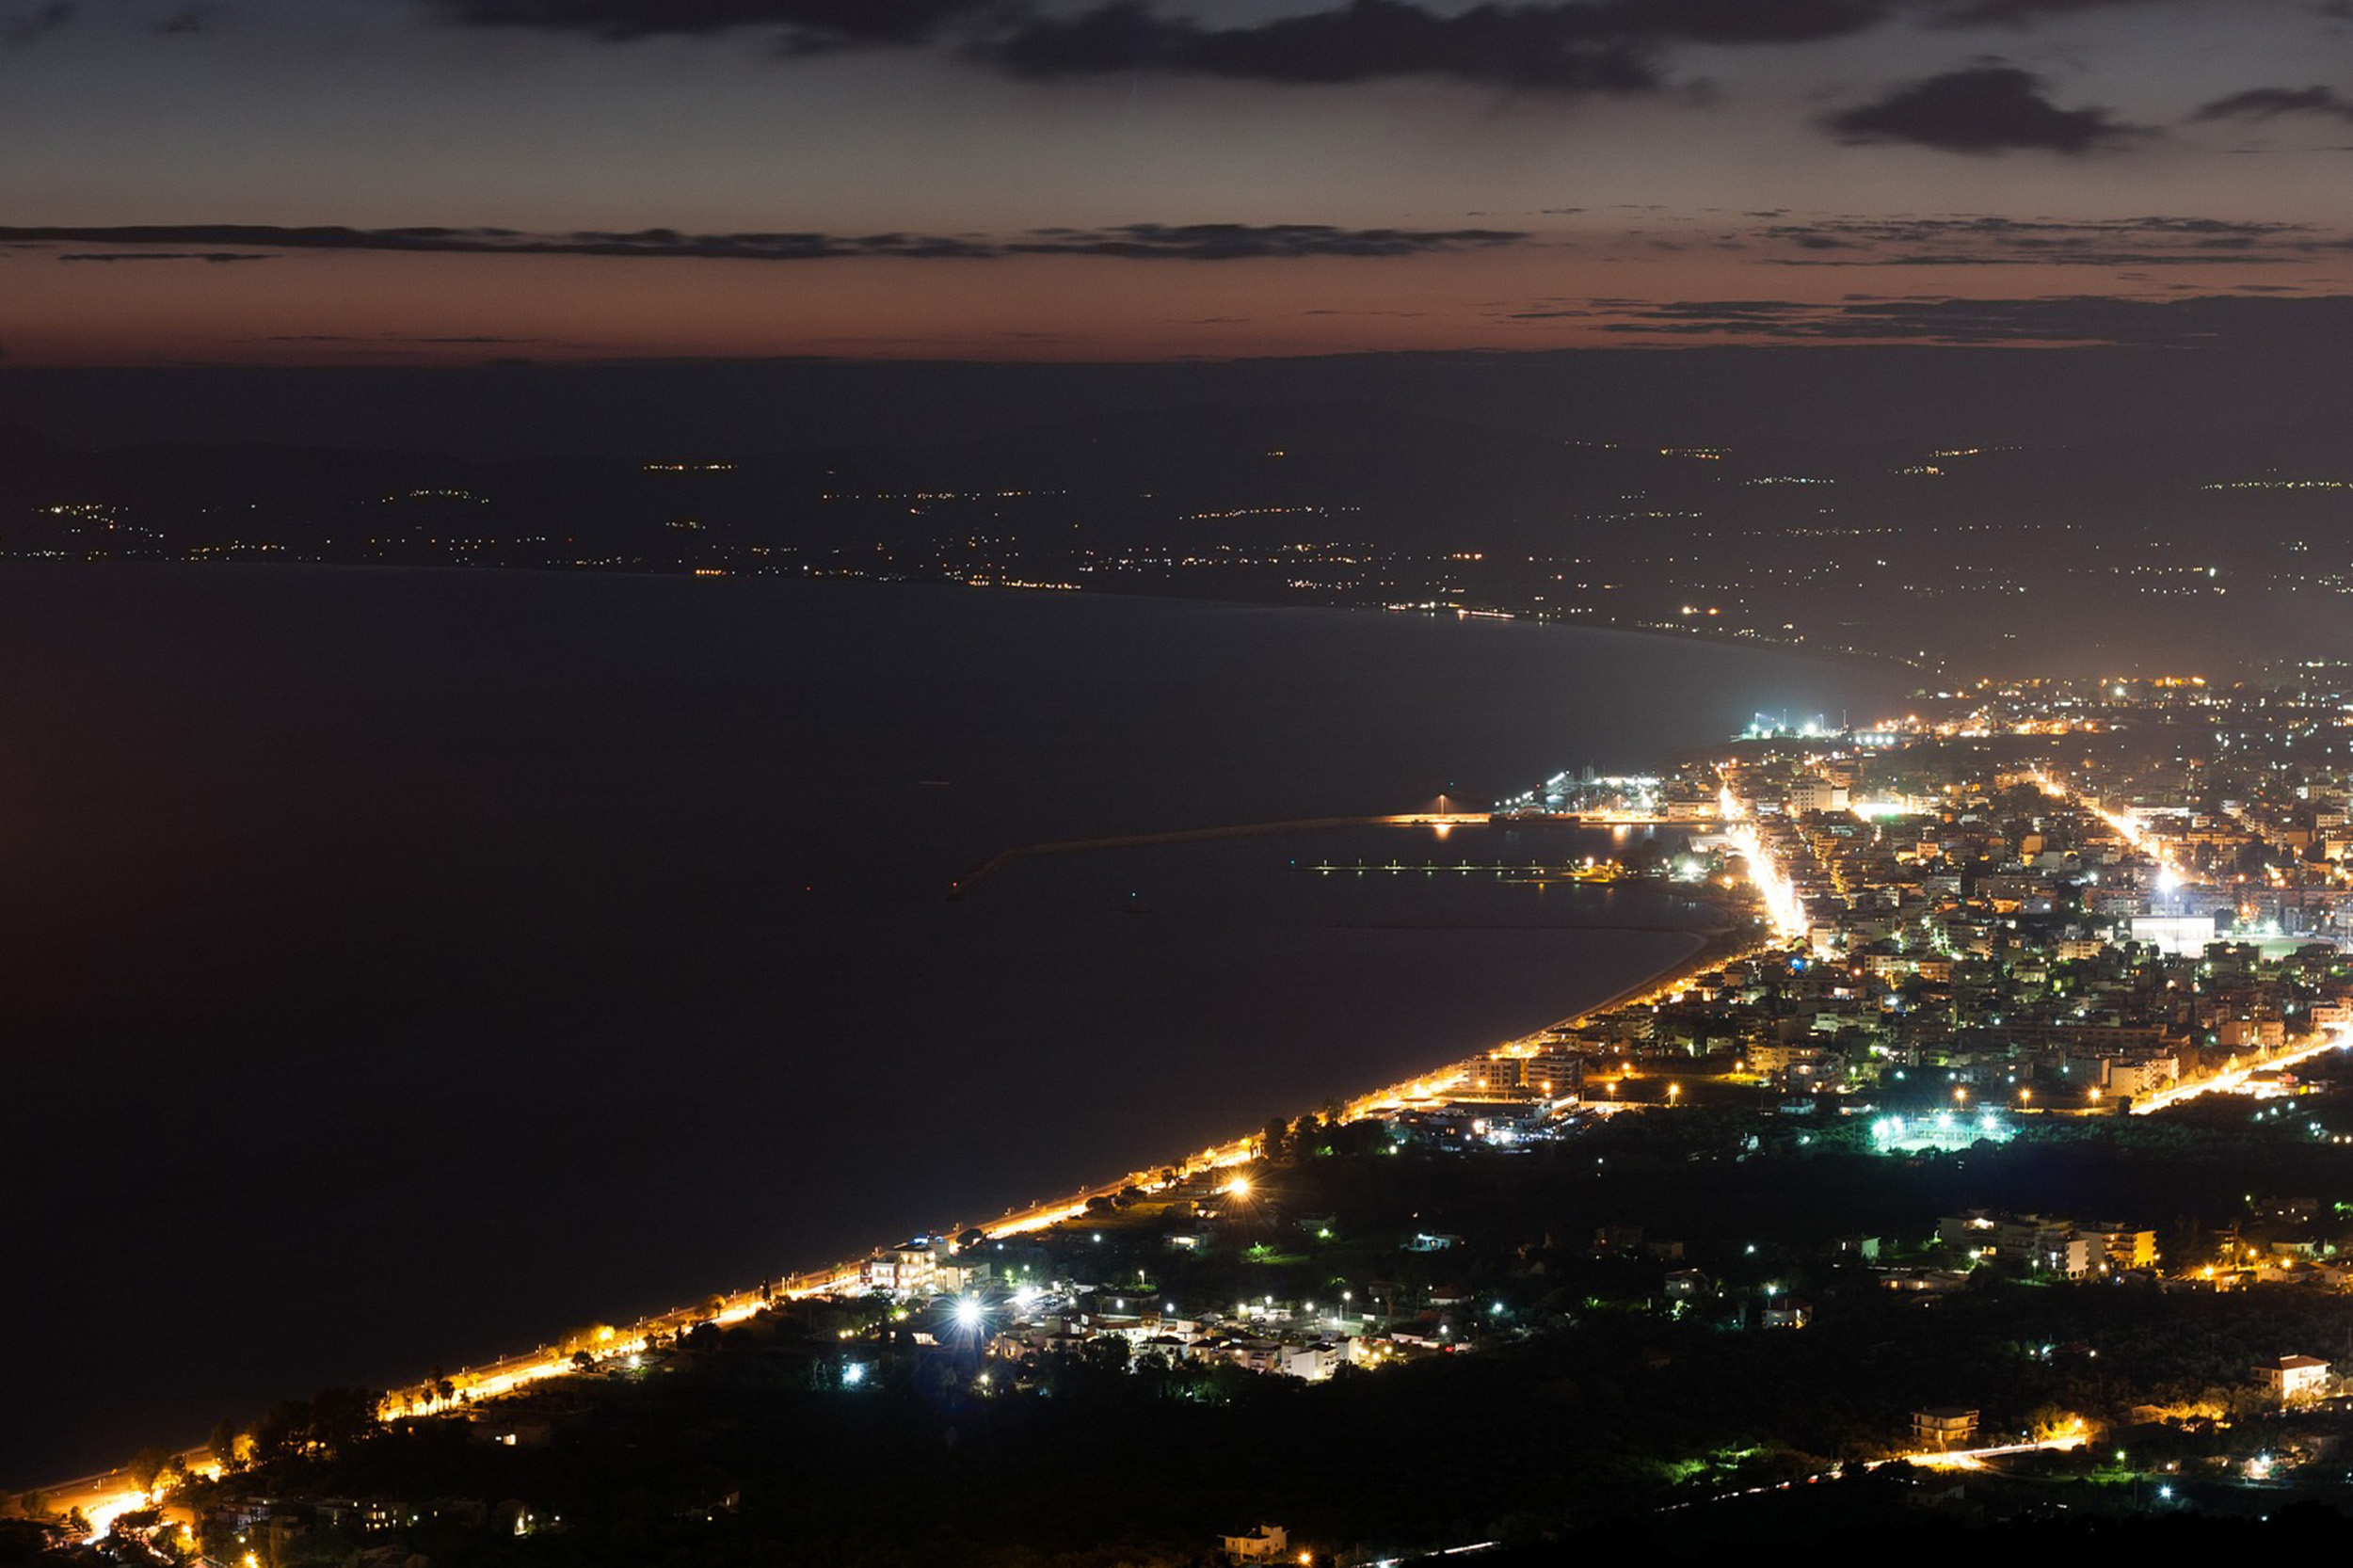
[2254,1354,2330,1403]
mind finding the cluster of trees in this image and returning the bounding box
[200,1385,386,1476]
[1259,1108,1394,1160]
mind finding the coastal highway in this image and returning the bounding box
[2127,1018,2353,1113]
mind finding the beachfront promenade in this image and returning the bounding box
[26,811,1754,1537]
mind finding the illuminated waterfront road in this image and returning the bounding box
[31,793,1785,1536]
[1895,1426,2091,1469]
[2129,1020,2353,1114]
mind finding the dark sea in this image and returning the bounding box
[0,569,1910,1480]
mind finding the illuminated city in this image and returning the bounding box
[15,1,2353,1563]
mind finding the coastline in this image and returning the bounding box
[6,559,1932,689]
[3,570,1873,1506]
[375,895,1746,1413]
[12,888,1753,1513]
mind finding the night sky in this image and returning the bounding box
[4,0,2351,366]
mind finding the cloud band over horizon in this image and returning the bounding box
[0,220,1535,263]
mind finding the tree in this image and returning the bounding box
[1261,1116,1289,1160]
[305,1387,383,1456]
[248,1400,307,1464]
[124,1446,175,1494]
[207,1417,241,1469]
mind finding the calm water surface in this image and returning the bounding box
[0,569,1910,1479]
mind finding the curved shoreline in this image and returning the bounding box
[371,895,1757,1423]
[10,893,1753,1514]
[4,574,1835,1506]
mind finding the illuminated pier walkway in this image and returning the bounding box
[951,810,1712,895]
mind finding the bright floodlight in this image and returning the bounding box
[1226,1176,1251,1197]
[953,1297,984,1331]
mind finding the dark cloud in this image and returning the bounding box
[1932,0,2169,23]
[0,1,74,46]
[1563,0,1897,44]
[257,332,541,344]
[984,0,1950,91]
[424,0,989,46]
[1824,65,2150,152]
[1775,215,2309,241]
[1753,212,2325,265]
[56,250,271,263]
[431,0,1914,66]
[1560,291,2353,344]
[989,2,1662,93]
[1010,221,1527,259]
[2,221,1526,263]
[412,0,2226,100]
[153,7,212,33]
[2192,84,2353,123]
[1776,249,2302,266]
